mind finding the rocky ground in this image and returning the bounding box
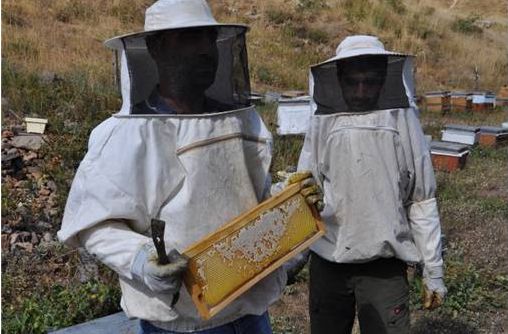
[1,108,507,333]
[2,126,60,254]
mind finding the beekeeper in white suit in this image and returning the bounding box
[57,1,321,333]
[298,35,447,334]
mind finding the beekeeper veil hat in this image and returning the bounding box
[310,35,417,114]
[105,0,251,115]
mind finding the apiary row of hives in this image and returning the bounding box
[423,91,498,113]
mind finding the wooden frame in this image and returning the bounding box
[182,183,325,320]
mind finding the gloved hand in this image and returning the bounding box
[422,277,447,310]
[131,244,189,294]
[278,170,325,211]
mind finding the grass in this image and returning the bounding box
[2,279,121,334]
[452,14,483,35]
[1,243,121,334]
[3,0,506,93]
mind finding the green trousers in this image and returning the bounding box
[309,253,410,334]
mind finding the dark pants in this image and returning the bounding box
[309,253,409,334]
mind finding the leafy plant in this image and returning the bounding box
[266,8,294,25]
[296,0,328,11]
[385,0,406,14]
[452,14,483,35]
[2,280,121,334]
[342,0,371,23]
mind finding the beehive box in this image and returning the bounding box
[478,126,508,148]
[430,141,470,172]
[425,91,450,113]
[471,91,495,112]
[441,124,480,145]
[24,117,48,134]
[497,85,508,99]
[276,97,312,135]
[450,91,472,112]
[496,86,508,108]
[183,182,325,320]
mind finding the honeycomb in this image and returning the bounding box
[183,184,324,319]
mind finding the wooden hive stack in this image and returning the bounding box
[450,91,472,112]
[425,91,450,113]
[496,85,508,108]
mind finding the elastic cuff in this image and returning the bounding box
[130,242,153,282]
[424,265,443,279]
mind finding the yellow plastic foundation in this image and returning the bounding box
[183,182,325,319]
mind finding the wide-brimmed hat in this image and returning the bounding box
[314,35,410,67]
[104,0,248,50]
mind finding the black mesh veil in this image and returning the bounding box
[120,26,251,114]
[311,55,412,114]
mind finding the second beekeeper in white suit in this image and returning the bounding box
[298,35,447,334]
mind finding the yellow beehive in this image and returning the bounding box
[183,182,325,320]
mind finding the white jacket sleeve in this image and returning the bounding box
[408,198,443,278]
[297,119,323,187]
[404,110,444,278]
[77,219,151,280]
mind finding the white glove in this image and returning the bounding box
[422,276,447,310]
[277,170,324,211]
[131,243,188,293]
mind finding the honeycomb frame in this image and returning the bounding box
[182,182,325,319]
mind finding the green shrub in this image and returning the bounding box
[342,0,371,23]
[306,28,329,44]
[255,66,277,85]
[295,0,328,11]
[284,24,329,44]
[55,0,94,23]
[266,8,294,25]
[109,1,151,25]
[385,0,406,14]
[409,13,434,39]
[372,6,391,30]
[452,14,483,34]
[3,38,39,60]
[2,4,30,27]
[422,6,436,16]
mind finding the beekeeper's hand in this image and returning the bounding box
[422,277,447,310]
[278,170,324,211]
[131,244,188,293]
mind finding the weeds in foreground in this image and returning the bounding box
[1,243,121,334]
[2,279,121,334]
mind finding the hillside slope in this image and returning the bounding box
[2,0,507,96]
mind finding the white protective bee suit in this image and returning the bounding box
[57,1,286,331]
[298,35,444,280]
